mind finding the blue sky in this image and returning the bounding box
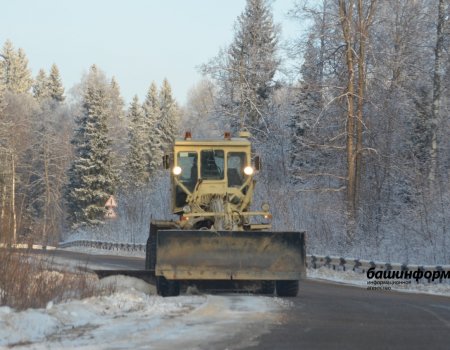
[0,0,303,105]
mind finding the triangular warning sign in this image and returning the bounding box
[105,195,117,208]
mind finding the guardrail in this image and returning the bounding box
[307,255,450,284]
[58,240,145,252]
[59,240,450,283]
[0,243,57,250]
[4,240,450,284]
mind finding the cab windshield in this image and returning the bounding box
[174,149,247,208]
[200,150,224,180]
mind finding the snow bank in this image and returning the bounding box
[0,276,288,350]
[98,275,156,295]
[308,267,450,297]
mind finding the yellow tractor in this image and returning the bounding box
[145,131,306,297]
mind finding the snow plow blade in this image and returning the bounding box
[155,230,306,281]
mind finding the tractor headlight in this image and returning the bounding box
[173,166,182,175]
[243,166,254,176]
[261,203,270,212]
[182,205,191,214]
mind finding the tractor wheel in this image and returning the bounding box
[260,281,275,295]
[157,276,180,297]
[276,280,299,297]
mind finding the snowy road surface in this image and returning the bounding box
[0,275,289,349]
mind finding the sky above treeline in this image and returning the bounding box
[0,0,304,105]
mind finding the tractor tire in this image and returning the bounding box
[260,281,275,295]
[157,276,180,297]
[276,280,299,297]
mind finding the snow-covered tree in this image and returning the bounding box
[27,100,69,242]
[48,64,65,102]
[182,79,218,138]
[106,77,127,180]
[0,41,16,91]
[143,81,163,177]
[203,0,279,134]
[290,35,323,181]
[126,95,149,186]
[108,77,125,127]
[65,66,117,227]
[0,91,39,241]
[32,69,50,101]
[159,79,179,150]
[28,64,67,240]
[0,41,33,94]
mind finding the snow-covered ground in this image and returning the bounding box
[308,267,450,297]
[0,275,291,350]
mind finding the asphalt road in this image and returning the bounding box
[245,279,450,350]
[28,248,144,270]
[33,249,450,350]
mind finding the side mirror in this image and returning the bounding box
[162,154,170,170]
[254,155,261,171]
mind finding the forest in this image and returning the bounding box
[0,0,449,265]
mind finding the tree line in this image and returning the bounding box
[192,0,449,263]
[1,0,449,264]
[0,40,180,243]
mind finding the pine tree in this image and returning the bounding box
[15,49,33,94]
[0,40,16,89]
[159,79,179,150]
[226,0,279,133]
[106,77,127,180]
[65,66,116,227]
[48,64,65,102]
[290,35,323,180]
[143,82,163,176]
[33,69,50,101]
[0,41,33,94]
[108,77,124,121]
[127,95,149,186]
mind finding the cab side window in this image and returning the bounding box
[176,152,198,207]
[227,152,246,187]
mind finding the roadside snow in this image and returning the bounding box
[308,267,450,297]
[0,276,287,350]
[98,275,156,294]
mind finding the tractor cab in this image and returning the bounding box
[163,131,268,230]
